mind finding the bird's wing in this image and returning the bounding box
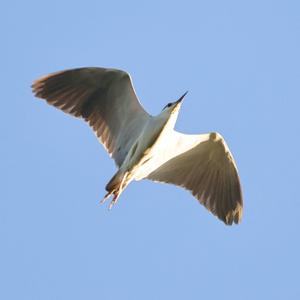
[146,131,243,225]
[32,67,150,166]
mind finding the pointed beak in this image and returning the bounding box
[175,91,188,105]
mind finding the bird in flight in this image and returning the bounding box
[32,67,243,225]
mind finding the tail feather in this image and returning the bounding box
[105,170,125,192]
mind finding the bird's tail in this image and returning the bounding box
[105,170,126,193]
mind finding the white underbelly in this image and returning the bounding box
[124,115,175,181]
[132,139,170,181]
[132,158,158,180]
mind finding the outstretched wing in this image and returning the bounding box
[147,132,243,225]
[32,67,150,166]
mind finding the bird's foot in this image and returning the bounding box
[108,192,120,210]
[100,192,111,205]
[100,171,128,209]
[99,190,120,210]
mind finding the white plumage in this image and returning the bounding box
[32,67,243,225]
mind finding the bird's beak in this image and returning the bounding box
[175,91,188,105]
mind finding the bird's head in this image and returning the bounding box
[159,91,188,129]
[161,91,188,115]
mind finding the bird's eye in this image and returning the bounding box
[164,103,172,109]
[162,102,173,111]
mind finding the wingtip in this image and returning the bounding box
[31,79,44,98]
[223,202,243,225]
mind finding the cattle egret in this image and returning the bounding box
[32,67,243,225]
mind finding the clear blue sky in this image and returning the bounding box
[1,1,300,299]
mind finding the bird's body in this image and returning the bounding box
[103,98,183,205]
[117,105,178,180]
[32,67,243,225]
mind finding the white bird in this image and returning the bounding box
[32,67,243,225]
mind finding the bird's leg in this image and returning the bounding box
[108,191,120,210]
[108,172,129,210]
[120,172,129,191]
[100,191,113,205]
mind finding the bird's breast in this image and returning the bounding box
[123,116,173,180]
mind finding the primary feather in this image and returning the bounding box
[32,67,149,166]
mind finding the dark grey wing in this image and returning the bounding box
[147,132,243,225]
[32,67,150,166]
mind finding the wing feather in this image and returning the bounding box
[147,132,243,225]
[32,67,150,166]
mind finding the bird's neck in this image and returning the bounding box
[161,110,179,132]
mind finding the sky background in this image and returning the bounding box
[1,1,300,299]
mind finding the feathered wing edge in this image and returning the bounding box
[31,67,150,166]
[147,132,243,225]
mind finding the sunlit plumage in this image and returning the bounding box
[32,67,243,225]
